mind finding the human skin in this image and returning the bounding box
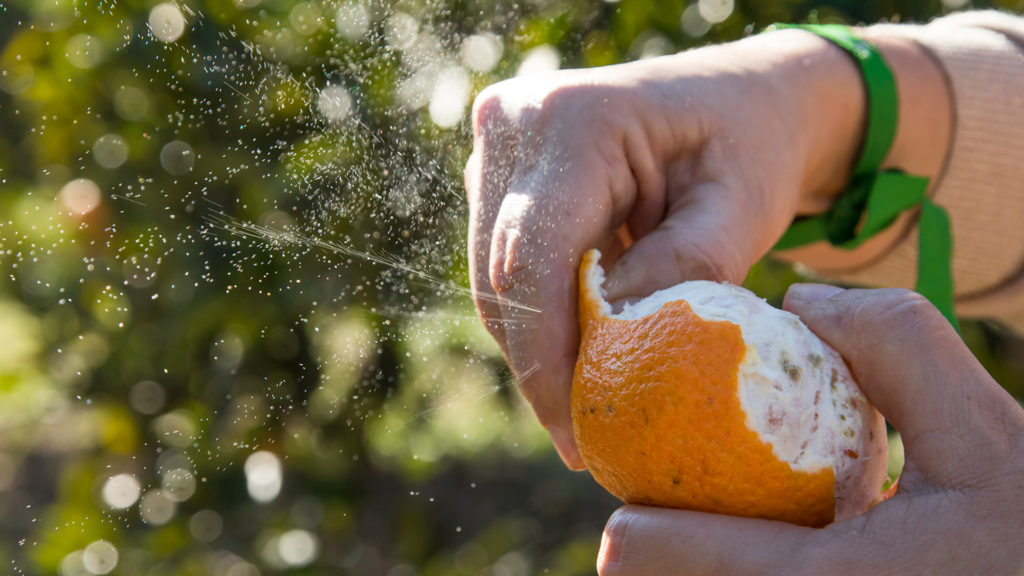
[597,285,1024,575]
[464,28,951,467]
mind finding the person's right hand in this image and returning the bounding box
[597,286,1024,575]
[465,29,872,468]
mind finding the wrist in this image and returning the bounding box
[784,28,952,215]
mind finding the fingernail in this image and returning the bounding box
[602,267,622,297]
[598,526,619,566]
[603,266,633,302]
[598,508,629,567]
[787,283,844,305]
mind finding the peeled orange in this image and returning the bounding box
[572,249,889,527]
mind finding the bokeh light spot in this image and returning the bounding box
[461,33,503,73]
[681,5,712,38]
[148,3,187,43]
[290,3,322,35]
[161,467,196,502]
[516,45,560,76]
[152,410,198,448]
[129,380,166,415]
[101,473,141,510]
[59,551,88,576]
[92,134,129,169]
[66,34,104,69]
[429,66,470,128]
[335,2,370,41]
[113,86,151,121]
[82,540,118,575]
[697,0,734,24]
[189,509,223,543]
[160,140,195,175]
[385,12,419,50]
[245,450,282,503]
[139,489,177,525]
[58,178,102,216]
[317,85,353,123]
[278,529,319,567]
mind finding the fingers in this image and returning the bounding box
[783,285,1020,487]
[602,182,755,302]
[468,91,585,465]
[489,166,617,469]
[598,505,818,576]
[466,91,518,356]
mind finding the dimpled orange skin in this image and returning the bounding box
[571,252,836,528]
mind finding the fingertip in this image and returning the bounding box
[598,507,632,572]
[783,283,845,314]
[602,261,636,302]
[550,424,587,470]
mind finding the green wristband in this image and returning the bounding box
[770,24,959,332]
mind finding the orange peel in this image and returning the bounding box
[571,249,889,527]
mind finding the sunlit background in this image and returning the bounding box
[2,0,1024,574]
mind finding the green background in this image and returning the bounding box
[2,0,1023,574]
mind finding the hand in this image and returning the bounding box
[465,30,870,467]
[597,286,1024,576]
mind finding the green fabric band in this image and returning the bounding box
[770,23,959,332]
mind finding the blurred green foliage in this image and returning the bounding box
[1,0,1023,574]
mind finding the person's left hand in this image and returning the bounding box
[597,286,1024,575]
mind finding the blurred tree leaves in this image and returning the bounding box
[1,0,1023,574]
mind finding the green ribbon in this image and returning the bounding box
[770,24,959,332]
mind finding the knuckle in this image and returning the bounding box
[670,237,744,285]
[852,288,942,341]
[488,222,532,296]
[471,84,506,129]
[881,288,933,313]
[490,257,528,296]
[535,83,577,112]
[833,288,958,372]
[774,531,829,576]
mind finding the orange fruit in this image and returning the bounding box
[571,249,889,527]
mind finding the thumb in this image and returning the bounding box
[598,505,818,576]
[783,285,1003,486]
[602,182,762,302]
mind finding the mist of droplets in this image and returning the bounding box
[0,0,653,572]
